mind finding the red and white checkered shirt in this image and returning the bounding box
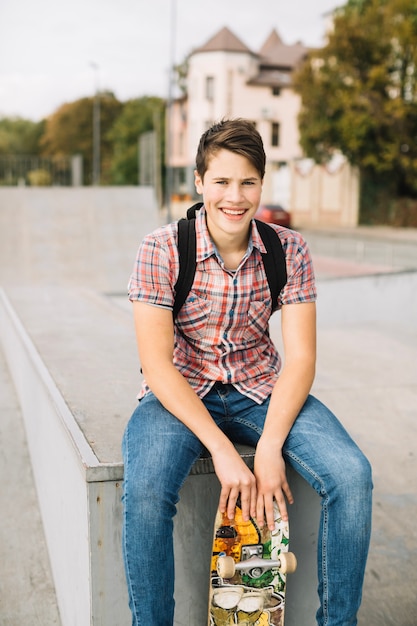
[128,207,317,403]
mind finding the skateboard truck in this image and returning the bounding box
[217,546,297,579]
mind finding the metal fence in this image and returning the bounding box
[0,155,82,186]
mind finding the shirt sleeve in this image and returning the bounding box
[128,233,175,309]
[279,231,317,305]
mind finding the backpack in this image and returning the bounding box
[173,203,287,318]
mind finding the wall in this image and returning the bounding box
[290,158,360,228]
[315,270,417,330]
[0,186,158,291]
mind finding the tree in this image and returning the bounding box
[0,117,44,154]
[294,0,417,202]
[39,93,122,184]
[174,59,189,96]
[107,96,165,186]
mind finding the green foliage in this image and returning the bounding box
[27,169,52,186]
[107,97,165,185]
[0,94,167,187]
[39,93,123,184]
[174,59,189,95]
[0,117,44,154]
[294,0,417,197]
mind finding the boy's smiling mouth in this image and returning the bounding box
[220,207,247,216]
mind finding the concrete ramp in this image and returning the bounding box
[0,187,158,292]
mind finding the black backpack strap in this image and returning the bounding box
[255,220,287,313]
[186,201,203,220]
[173,203,203,319]
[173,218,196,319]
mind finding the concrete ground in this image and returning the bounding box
[0,348,61,625]
[0,217,416,625]
[312,320,417,625]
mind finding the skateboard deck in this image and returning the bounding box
[208,502,296,625]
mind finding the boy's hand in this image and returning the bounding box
[211,445,257,522]
[254,436,294,529]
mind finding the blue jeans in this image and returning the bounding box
[122,384,372,625]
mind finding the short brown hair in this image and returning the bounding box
[195,119,266,180]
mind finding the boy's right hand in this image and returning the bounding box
[211,444,257,522]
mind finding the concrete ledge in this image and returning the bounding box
[0,286,321,625]
[0,288,130,625]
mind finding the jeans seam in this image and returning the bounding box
[284,450,329,626]
[234,416,263,436]
[215,384,232,418]
[322,494,329,626]
[122,425,141,625]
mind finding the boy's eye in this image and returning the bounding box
[214,180,256,185]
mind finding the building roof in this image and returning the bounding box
[192,26,308,69]
[192,26,254,54]
[258,29,284,57]
[258,32,308,70]
[253,31,309,87]
[189,26,310,89]
[247,69,292,89]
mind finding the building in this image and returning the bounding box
[167,26,309,207]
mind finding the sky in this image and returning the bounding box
[0,0,340,122]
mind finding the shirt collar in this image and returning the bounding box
[250,219,268,254]
[195,205,216,262]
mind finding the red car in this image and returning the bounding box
[255,204,291,228]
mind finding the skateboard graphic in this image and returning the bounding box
[209,502,296,625]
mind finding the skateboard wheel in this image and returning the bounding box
[279,551,297,574]
[216,555,236,579]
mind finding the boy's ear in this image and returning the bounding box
[194,169,203,194]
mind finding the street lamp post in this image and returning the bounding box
[165,0,177,222]
[90,62,101,186]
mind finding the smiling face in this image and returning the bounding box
[194,148,263,248]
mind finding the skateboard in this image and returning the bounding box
[208,501,296,625]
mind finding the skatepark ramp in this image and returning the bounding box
[0,186,159,291]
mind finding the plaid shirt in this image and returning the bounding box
[128,207,316,403]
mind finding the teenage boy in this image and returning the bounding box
[122,118,372,625]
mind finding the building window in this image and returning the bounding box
[206,76,215,101]
[271,122,280,147]
[272,86,281,96]
[179,167,186,185]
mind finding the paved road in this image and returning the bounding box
[0,348,60,625]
